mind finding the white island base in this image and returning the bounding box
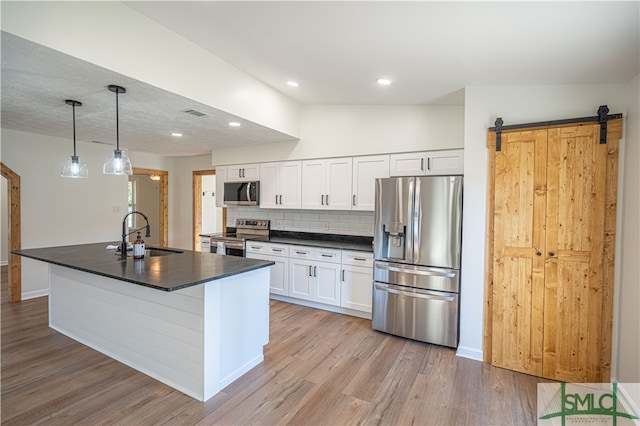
[48,264,270,401]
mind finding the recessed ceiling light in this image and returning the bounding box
[171,132,183,137]
[286,80,299,87]
[376,78,392,85]
[229,121,241,127]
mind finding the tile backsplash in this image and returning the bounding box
[226,207,374,237]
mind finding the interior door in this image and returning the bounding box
[543,124,608,382]
[491,129,547,377]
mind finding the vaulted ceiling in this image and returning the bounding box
[2,1,638,156]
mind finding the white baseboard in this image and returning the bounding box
[21,289,49,300]
[617,382,640,420]
[456,345,483,361]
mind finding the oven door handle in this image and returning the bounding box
[374,283,455,302]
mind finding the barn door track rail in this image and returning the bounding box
[490,105,622,151]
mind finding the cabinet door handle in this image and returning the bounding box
[420,158,424,171]
[308,265,313,276]
[549,252,556,257]
[279,194,283,205]
[272,248,283,252]
[250,245,261,250]
[314,266,317,277]
[321,254,333,258]
[326,194,329,205]
[354,257,367,261]
[341,269,345,282]
[321,194,325,205]
[427,157,431,171]
[296,251,308,255]
[275,195,279,204]
[242,168,245,178]
[353,194,356,206]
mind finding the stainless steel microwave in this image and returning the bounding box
[223,181,260,206]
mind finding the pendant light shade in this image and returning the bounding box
[61,100,88,179]
[103,85,132,175]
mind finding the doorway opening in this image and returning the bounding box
[1,163,21,302]
[130,167,168,247]
[193,170,225,251]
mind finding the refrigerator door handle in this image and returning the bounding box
[374,283,455,302]
[375,263,457,278]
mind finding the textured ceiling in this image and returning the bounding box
[1,33,298,157]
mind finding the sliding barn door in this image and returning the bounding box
[491,129,547,377]
[488,120,619,383]
[543,124,608,382]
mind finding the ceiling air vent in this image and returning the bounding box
[183,109,207,117]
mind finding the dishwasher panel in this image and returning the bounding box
[372,282,459,348]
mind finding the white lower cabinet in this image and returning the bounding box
[340,251,373,313]
[246,242,289,296]
[289,245,341,307]
[341,265,372,313]
[250,242,373,318]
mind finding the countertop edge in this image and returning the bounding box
[13,247,275,292]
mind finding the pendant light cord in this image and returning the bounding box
[72,102,77,157]
[115,88,120,151]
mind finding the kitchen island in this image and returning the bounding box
[13,243,274,401]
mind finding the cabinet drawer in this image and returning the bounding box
[313,247,341,263]
[290,245,313,259]
[341,250,373,267]
[266,244,289,256]
[246,242,289,257]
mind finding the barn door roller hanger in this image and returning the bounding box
[490,105,622,151]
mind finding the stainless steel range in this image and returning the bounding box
[209,219,270,257]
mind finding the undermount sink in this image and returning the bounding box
[117,247,184,258]
[145,247,184,257]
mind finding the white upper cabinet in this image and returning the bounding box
[351,155,389,211]
[426,149,464,175]
[390,149,463,176]
[259,161,302,209]
[227,163,260,182]
[215,166,227,208]
[302,157,353,210]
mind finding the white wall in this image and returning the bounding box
[460,83,635,381]
[1,1,301,139]
[0,128,171,298]
[129,175,160,246]
[201,175,221,234]
[615,75,639,384]
[1,176,7,265]
[170,155,215,250]
[212,105,464,165]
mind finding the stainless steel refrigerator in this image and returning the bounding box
[372,176,463,347]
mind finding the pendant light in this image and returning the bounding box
[103,84,132,175]
[61,100,88,178]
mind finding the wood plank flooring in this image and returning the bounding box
[1,266,549,425]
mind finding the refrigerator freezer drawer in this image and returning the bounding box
[373,261,460,293]
[372,282,459,348]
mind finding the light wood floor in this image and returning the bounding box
[1,266,548,425]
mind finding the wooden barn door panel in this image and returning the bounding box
[543,124,607,382]
[491,129,547,376]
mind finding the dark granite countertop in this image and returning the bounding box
[13,242,274,292]
[263,237,373,253]
[256,231,373,253]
